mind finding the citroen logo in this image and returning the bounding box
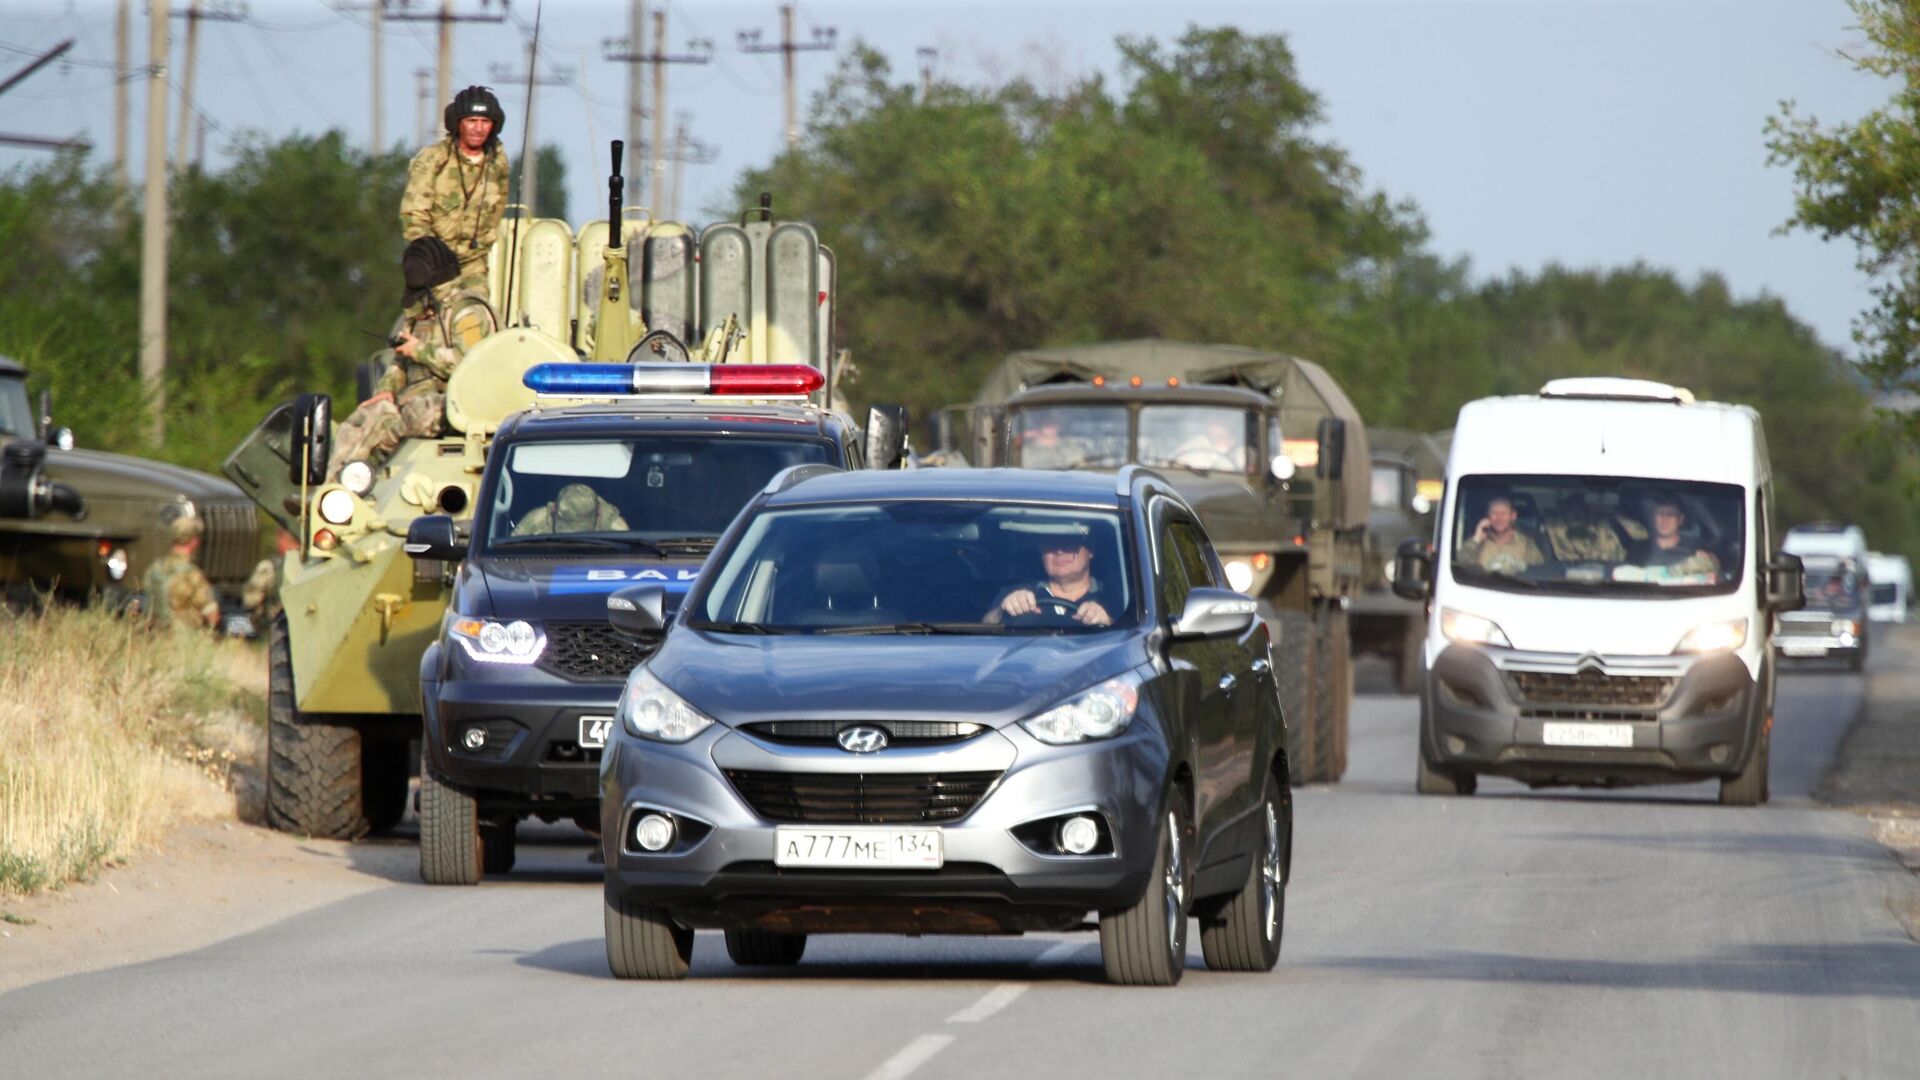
[837,726,889,753]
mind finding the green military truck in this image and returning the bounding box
[1350,429,1447,693]
[1,355,259,621]
[223,143,859,838]
[935,340,1370,784]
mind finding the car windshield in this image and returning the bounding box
[1803,564,1863,609]
[1007,405,1127,469]
[481,435,836,554]
[1449,474,1746,596]
[1138,406,1254,474]
[693,501,1136,634]
[1371,464,1405,510]
[0,376,33,438]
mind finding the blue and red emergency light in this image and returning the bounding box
[522,363,825,398]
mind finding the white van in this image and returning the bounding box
[1867,551,1911,623]
[1392,378,1804,805]
[1779,523,1872,667]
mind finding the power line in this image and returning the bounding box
[603,11,711,211]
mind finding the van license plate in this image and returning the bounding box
[578,716,614,749]
[1541,722,1633,748]
[774,827,944,869]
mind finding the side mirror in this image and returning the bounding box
[866,404,909,470]
[1316,417,1346,481]
[1766,552,1806,612]
[402,514,467,561]
[1391,537,1434,602]
[1170,587,1258,640]
[607,583,668,636]
[289,392,332,487]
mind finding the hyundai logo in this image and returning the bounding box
[836,726,889,753]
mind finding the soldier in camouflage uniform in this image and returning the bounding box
[401,85,510,308]
[512,483,629,535]
[242,529,298,626]
[143,512,219,631]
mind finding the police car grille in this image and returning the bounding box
[740,721,987,747]
[538,622,659,681]
[1506,670,1675,708]
[722,770,1003,824]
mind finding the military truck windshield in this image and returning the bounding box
[0,375,32,438]
[693,502,1137,634]
[1008,405,1126,469]
[481,435,836,554]
[1138,406,1253,474]
[1450,474,1745,596]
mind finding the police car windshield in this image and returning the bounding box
[481,435,836,554]
[1450,474,1746,597]
[693,501,1137,634]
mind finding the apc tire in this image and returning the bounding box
[1719,725,1770,807]
[724,928,808,967]
[1099,798,1192,987]
[266,615,369,839]
[1271,607,1318,786]
[419,746,483,885]
[606,896,694,980]
[1199,785,1286,973]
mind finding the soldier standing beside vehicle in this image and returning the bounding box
[401,85,510,307]
[144,512,219,631]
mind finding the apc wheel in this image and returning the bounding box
[1271,607,1318,786]
[724,928,808,967]
[1719,724,1770,807]
[266,615,369,839]
[1200,785,1286,973]
[606,896,694,980]
[1100,798,1192,986]
[419,746,482,885]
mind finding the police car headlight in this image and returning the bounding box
[1674,617,1747,655]
[316,488,357,526]
[339,460,375,496]
[450,617,546,664]
[1021,671,1143,745]
[1441,608,1512,648]
[619,668,714,743]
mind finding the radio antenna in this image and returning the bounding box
[502,0,544,330]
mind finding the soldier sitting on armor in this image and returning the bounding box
[143,509,219,631]
[512,482,629,535]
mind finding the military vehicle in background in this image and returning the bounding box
[931,340,1369,784]
[1,355,259,623]
[1350,429,1447,693]
[224,141,859,838]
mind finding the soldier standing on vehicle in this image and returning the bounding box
[401,85,510,306]
[144,511,219,631]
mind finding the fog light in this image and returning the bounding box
[1058,815,1100,855]
[634,813,674,852]
[1444,734,1467,756]
[462,727,487,751]
[1708,743,1730,764]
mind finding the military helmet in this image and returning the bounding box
[443,85,506,144]
[555,483,599,521]
[165,508,204,542]
[401,236,462,309]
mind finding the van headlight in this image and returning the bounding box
[449,617,545,664]
[1021,671,1143,745]
[619,668,714,743]
[1674,618,1747,655]
[1440,608,1512,648]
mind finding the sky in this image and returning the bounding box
[0,0,1893,355]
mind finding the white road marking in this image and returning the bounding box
[1036,940,1090,965]
[864,1034,955,1080]
[946,982,1028,1024]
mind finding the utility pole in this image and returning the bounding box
[489,38,569,217]
[384,0,509,122]
[602,16,710,212]
[371,0,383,151]
[171,1,244,170]
[0,40,89,151]
[917,46,936,98]
[414,67,432,145]
[627,1,645,205]
[141,2,170,444]
[737,4,836,150]
[116,0,130,185]
[664,111,717,222]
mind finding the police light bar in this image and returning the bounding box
[522,363,825,398]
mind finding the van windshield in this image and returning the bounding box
[1803,564,1863,610]
[1449,474,1745,596]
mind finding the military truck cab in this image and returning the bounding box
[1350,431,1447,694]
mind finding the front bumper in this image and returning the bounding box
[600,721,1171,934]
[1421,643,1762,787]
[423,653,619,803]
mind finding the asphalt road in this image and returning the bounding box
[5,651,1918,1079]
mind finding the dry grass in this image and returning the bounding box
[0,605,264,895]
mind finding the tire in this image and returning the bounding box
[1199,784,1286,973]
[1395,617,1424,696]
[481,819,518,875]
[606,894,694,980]
[419,745,483,885]
[266,614,369,839]
[1271,607,1317,786]
[1099,796,1192,987]
[724,928,808,966]
[1321,607,1352,783]
[1416,749,1474,796]
[361,737,412,834]
[1719,724,1770,806]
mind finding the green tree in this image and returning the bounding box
[509,144,570,220]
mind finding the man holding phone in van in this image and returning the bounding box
[1462,495,1546,575]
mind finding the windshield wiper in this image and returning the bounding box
[810,622,1007,636]
[688,620,789,635]
[647,535,718,549]
[491,535,666,556]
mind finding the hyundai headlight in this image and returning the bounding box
[618,668,714,743]
[449,617,545,664]
[1440,608,1512,648]
[1021,672,1143,745]
[1675,617,1748,654]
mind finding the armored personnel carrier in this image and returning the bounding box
[224,143,863,838]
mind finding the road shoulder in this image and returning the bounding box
[1815,622,1920,941]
